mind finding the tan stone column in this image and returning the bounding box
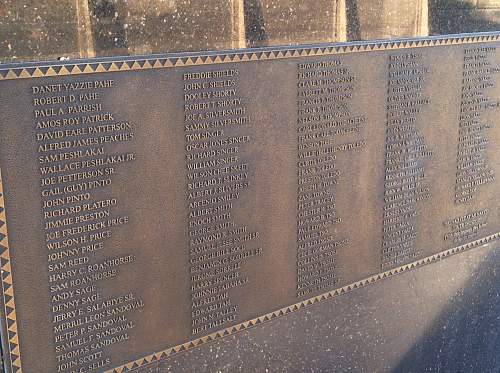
[417,0,429,36]
[76,0,96,58]
[336,0,348,42]
[232,0,247,49]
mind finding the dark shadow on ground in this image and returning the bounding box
[395,248,500,373]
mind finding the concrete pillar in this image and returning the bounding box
[232,0,247,49]
[336,0,348,42]
[76,0,96,58]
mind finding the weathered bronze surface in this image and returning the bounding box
[1,33,500,373]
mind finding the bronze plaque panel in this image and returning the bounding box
[1,33,500,373]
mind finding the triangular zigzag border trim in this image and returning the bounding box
[1,33,500,373]
[105,232,499,373]
[1,34,500,81]
[0,169,22,373]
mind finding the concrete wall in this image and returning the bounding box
[245,0,346,47]
[2,0,500,62]
[347,0,428,40]
[430,0,500,34]
[0,0,94,61]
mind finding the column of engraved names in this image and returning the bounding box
[382,53,433,269]
[32,80,143,373]
[455,46,498,205]
[183,69,262,335]
[447,46,500,242]
[296,59,366,298]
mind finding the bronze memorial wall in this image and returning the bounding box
[1,33,500,372]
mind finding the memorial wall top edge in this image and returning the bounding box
[1,31,500,77]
